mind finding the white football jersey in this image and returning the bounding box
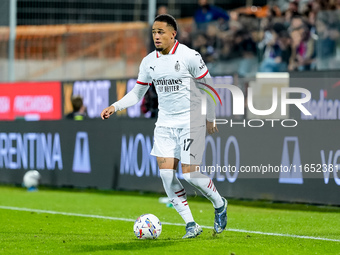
[137,40,209,128]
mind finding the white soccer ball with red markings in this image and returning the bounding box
[133,214,162,239]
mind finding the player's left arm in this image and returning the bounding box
[188,51,218,134]
[197,73,218,134]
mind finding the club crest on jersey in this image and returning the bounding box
[175,61,180,72]
[199,59,206,70]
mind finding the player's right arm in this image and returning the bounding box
[100,83,149,119]
[101,57,152,120]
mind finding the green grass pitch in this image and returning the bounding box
[0,186,339,255]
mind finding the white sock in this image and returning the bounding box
[160,169,194,224]
[183,172,224,209]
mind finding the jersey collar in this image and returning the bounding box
[156,40,179,58]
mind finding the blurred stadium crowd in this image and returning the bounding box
[141,0,340,117]
[175,0,340,77]
[1,0,339,82]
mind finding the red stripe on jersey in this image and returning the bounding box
[182,200,187,203]
[196,69,208,80]
[178,193,186,197]
[137,81,150,85]
[175,189,185,194]
[171,41,179,54]
[156,51,160,58]
[184,204,188,206]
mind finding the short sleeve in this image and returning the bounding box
[137,57,152,85]
[187,51,209,79]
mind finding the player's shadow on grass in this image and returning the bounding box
[74,239,175,252]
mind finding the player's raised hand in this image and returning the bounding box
[101,105,115,120]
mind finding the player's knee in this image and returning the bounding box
[159,169,175,183]
[182,172,194,184]
[183,171,207,185]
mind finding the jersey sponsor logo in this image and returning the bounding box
[175,61,180,72]
[157,85,179,93]
[152,78,182,86]
[150,66,155,71]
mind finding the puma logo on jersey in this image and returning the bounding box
[150,66,156,71]
[190,153,197,159]
[170,199,177,205]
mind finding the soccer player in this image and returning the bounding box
[101,14,227,239]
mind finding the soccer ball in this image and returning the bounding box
[23,170,41,189]
[133,214,162,239]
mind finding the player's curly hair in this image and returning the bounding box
[154,14,178,31]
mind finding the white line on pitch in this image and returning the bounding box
[0,205,339,243]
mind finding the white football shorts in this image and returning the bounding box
[151,125,206,165]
